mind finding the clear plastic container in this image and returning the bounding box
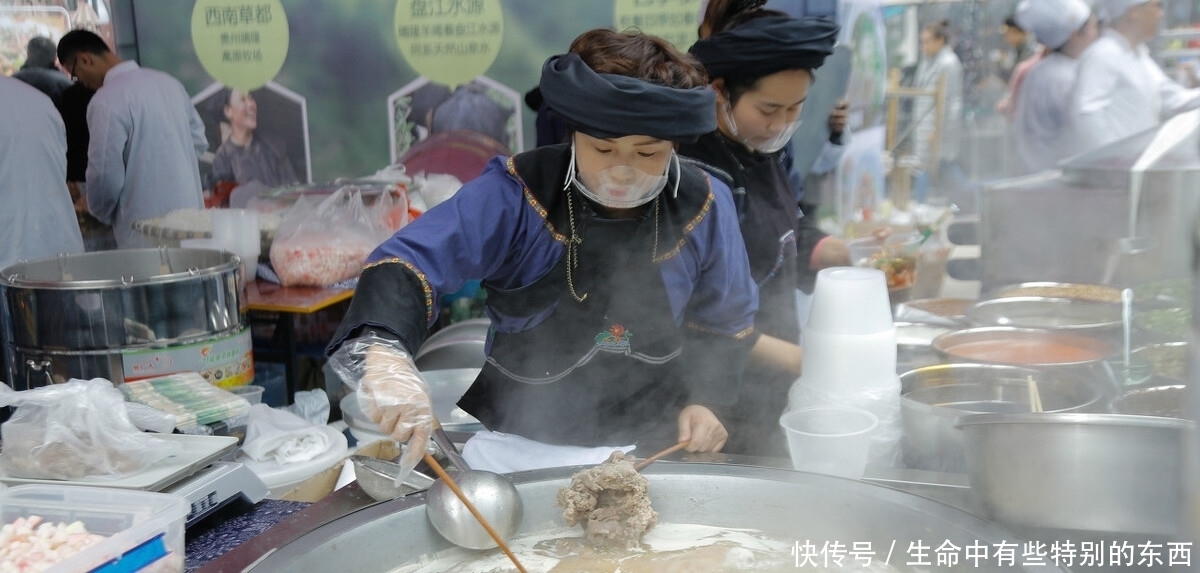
[0,484,187,572]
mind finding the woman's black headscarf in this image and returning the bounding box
[689,16,840,82]
[538,53,716,143]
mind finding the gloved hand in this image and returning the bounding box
[360,345,433,484]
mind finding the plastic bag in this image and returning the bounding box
[269,187,391,287]
[0,379,180,480]
[370,186,412,234]
[284,388,330,427]
[242,403,330,464]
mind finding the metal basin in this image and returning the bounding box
[900,363,1102,472]
[932,327,1116,368]
[966,296,1121,334]
[956,413,1192,536]
[245,463,1067,572]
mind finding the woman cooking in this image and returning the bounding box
[328,29,758,476]
[680,8,842,457]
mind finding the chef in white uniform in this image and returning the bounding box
[1011,0,1098,174]
[1067,0,1200,153]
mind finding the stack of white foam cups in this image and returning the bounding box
[787,266,902,469]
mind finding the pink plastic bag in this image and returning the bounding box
[269,188,390,287]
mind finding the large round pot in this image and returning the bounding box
[956,413,1192,536]
[900,363,1102,473]
[246,463,1067,572]
[0,248,245,387]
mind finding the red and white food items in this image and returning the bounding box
[0,516,105,573]
[269,234,375,287]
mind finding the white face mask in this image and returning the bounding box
[565,144,678,209]
[721,99,804,154]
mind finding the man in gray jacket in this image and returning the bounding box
[57,30,207,248]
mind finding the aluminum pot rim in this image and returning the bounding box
[987,281,1123,301]
[965,296,1122,332]
[0,248,241,290]
[954,411,1195,430]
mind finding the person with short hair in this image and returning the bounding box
[56,29,207,248]
[1067,0,1200,152]
[327,29,758,475]
[12,37,71,102]
[1012,0,1099,174]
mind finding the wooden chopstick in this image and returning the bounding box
[423,453,528,573]
[1028,375,1043,413]
[634,440,691,471]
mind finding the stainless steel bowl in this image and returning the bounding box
[1109,384,1190,419]
[932,327,1116,368]
[414,319,490,371]
[956,413,1192,535]
[966,296,1121,334]
[900,363,1102,472]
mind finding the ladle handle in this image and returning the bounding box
[634,440,690,471]
[423,453,528,573]
[431,417,470,471]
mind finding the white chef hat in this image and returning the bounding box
[1097,0,1147,22]
[1015,0,1092,50]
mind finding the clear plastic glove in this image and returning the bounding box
[328,335,433,485]
[362,345,432,485]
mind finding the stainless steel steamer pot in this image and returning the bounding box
[0,248,244,387]
[248,463,1068,572]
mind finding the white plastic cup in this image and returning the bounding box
[780,405,879,479]
[805,267,893,336]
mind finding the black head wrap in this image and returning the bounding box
[538,53,716,143]
[689,16,839,82]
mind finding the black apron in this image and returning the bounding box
[458,146,709,448]
[680,132,802,457]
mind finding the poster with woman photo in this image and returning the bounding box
[192,81,311,203]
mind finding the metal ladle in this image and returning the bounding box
[425,419,524,555]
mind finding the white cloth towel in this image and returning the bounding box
[241,403,330,464]
[461,431,635,474]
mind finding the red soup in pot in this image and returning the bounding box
[944,339,1108,365]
